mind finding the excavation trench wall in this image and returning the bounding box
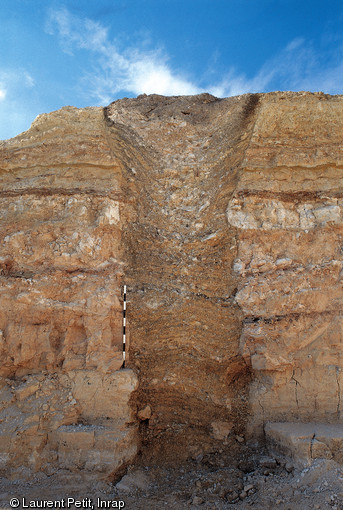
[228,92,343,434]
[0,91,342,479]
[104,93,259,459]
[0,106,138,480]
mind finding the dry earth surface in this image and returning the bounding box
[1,446,343,509]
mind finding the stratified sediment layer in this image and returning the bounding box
[0,91,342,477]
[0,106,137,479]
[227,92,343,434]
[104,93,259,457]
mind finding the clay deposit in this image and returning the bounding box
[0,92,343,497]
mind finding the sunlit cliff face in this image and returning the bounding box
[0,91,342,478]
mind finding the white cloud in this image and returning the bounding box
[207,69,273,98]
[0,99,35,140]
[263,38,343,94]
[0,70,35,97]
[46,7,202,102]
[285,37,305,52]
[207,38,343,97]
[47,7,343,105]
[24,72,35,88]
[0,69,37,140]
[46,7,109,56]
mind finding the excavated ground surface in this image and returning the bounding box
[1,447,343,509]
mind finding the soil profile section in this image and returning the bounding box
[0,106,138,480]
[2,91,342,480]
[104,93,260,459]
[227,92,343,436]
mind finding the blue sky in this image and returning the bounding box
[1,0,343,139]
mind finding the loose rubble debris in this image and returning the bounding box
[115,448,343,510]
[1,444,342,510]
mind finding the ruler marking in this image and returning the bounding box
[122,285,127,368]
